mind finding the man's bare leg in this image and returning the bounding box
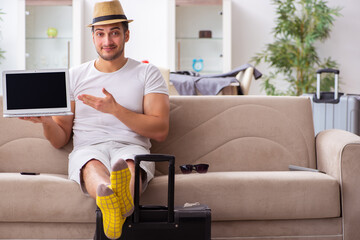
[125,159,143,198]
[82,159,110,199]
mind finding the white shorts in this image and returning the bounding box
[68,141,154,195]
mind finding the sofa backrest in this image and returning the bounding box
[0,97,71,175]
[151,96,316,175]
[0,96,316,176]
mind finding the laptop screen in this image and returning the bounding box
[5,71,68,110]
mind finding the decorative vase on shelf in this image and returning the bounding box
[47,27,58,38]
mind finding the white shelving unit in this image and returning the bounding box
[24,0,83,70]
[174,0,231,74]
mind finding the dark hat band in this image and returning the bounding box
[92,14,128,24]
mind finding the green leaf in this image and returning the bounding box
[252,0,341,96]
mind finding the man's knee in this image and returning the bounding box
[81,159,110,186]
[83,159,108,173]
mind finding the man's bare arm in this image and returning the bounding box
[20,101,75,148]
[78,88,169,142]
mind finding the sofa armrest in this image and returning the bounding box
[316,129,360,240]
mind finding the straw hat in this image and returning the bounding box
[87,0,133,27]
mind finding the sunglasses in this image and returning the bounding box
[179,164,209,174]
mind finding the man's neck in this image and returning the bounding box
[95,57,128,73]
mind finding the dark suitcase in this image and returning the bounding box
[94,154,211,240]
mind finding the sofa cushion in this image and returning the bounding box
[0,173,96,223]
[141,171,340,221]
[0,138,70,175]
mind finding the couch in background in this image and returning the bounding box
[0,96,360,240]
[159,67,255,96]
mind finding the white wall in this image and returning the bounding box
[316,0,360,95]
[231,0,360,95]
[82,0,173,69]
[81,0,360,95]
[2,0,356,95]
[0,0,25,94]
[0,0,25,73]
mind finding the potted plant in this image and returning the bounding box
[252,0,342,96]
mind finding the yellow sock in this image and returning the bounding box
[110,159,134,218]
[96,184,125,240]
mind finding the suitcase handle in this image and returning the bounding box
[134,154,175,224]
[316,68,340,74]
[314,68,341,104]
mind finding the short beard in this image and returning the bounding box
[97,43,125,61]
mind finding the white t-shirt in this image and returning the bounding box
[69,58,169,150]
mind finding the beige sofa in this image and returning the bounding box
[1,96,360,240]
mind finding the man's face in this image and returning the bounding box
[92,23,129,61]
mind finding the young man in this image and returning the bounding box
[21,1,169,239]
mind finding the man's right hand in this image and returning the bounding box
[18,116,53,124]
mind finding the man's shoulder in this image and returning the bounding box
[126,58,156,70]
[126,58,161,77]
[70,60,95,75]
